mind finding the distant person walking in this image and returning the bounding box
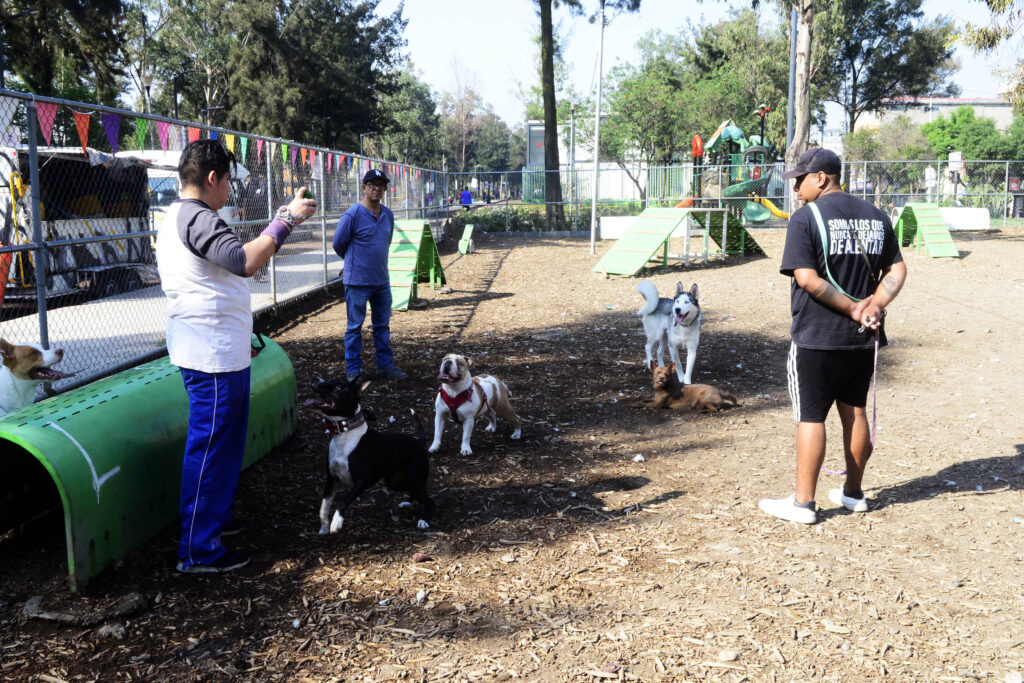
[759,148,907,525]
[332,168,407,381]
[459,188,472,210]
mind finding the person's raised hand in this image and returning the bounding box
[289,187,318,223]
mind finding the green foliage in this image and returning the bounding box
[816,0,959,132]
[921,106,1006,159]
[4,0,126,102]
[377,69,442,167]
[962,1,1024,113]
[447,201,641,233]
[843,115,934,161]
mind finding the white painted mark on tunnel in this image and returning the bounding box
[45,421,121,504]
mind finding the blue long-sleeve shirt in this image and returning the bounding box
[332,202,394,286]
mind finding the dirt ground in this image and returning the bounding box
[2,224,1024,682]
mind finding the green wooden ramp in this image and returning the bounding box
[458,223,475,254]
[592,208,690,276]
[894,203,959,257]
[701,210,766,256]
[390,220,446,310]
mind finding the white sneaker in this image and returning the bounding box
[829,488,868,512]
[759,494,817,524]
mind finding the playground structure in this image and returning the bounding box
[694,114,780,224]
[0,336,298,590]
[892,203,960,257]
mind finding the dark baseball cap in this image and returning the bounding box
[781,147,842,179]
[362,168,390,184]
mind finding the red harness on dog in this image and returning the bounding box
[437,379,491,423]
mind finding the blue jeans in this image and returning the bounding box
[345,284,394,374]
[178,367,250,568]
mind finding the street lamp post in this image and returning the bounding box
[201,106,224,128]
[590,0,606,254]
[359,131,378,157]
[312,116,332,146]
[0,9,39,90]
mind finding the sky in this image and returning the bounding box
[375,0,1015,132]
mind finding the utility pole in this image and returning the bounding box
[590,0,606,255]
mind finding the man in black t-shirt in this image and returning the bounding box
[759,148,907,525]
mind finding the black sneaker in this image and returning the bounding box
[375,366,408,380]
[177,550,250,574]
[221,519,243,536]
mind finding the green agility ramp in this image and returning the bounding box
[0,336,298,590]
[592,208,690,276]
[894,203,959,257]
[702,210,766,256]
[390,220,446,310]
[458,223,475,255]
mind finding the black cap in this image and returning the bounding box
[781,147,842,179]
[362,168,390,184]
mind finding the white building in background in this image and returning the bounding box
[863,96,1015,131]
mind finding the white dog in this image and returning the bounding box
[430,353,521,456]
[0,339,69,417]
[636,281,702,385]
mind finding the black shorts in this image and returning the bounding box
[787,343,874,423]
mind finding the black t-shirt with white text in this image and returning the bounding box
[780,191,903,350]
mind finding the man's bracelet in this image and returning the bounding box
[275,205,301,227]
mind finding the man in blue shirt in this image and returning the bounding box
[459,187,472,210]
[333,169,407,381]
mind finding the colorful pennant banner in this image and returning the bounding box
[101,113,120,154]
[73,111,90,155]
[35,102,58,146]
[158,121,169,151]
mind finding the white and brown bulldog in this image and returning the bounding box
[429,353,521,456]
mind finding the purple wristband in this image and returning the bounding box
[261,218,292,252]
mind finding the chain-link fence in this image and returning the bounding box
[445,159,1024,234]
[0,88,451,400]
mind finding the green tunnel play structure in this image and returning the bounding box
[0,336,298,590]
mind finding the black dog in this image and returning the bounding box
[306,374,435,534]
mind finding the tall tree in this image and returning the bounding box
[222,0,406,145]
[121,0,172,116]
[378,68,442,167]
[963,1,1024,112]
[818,0,959,133]
[3,0,125,102]
[439,60,483,173]
[535,0,641,227]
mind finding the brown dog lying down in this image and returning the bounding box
[649,361,737,412]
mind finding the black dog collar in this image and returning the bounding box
[325,411,366,434]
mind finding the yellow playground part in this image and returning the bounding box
[751,195,789,220]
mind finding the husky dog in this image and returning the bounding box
[636,281,702,384]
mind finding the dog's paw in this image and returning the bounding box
[417,519,430,530]
[428,443,441,453]
[460,445,473,456]
[329,512,344,534]
[485,423,497,433]
[398,501,413,509]
[510,428,521,440]
[318,525,329,536]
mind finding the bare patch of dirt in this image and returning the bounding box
[2,226,1024,681]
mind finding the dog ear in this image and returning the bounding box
[689,283,699,301]
[0,339,12,359]
[465,357,473,370]
[648,360,656,373]
[675,281,685,297]
[667,361,676,372]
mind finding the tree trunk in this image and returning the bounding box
[786,0,814,212]
[539,0,564,227]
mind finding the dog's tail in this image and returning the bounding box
[636,280,660,317]
[410,408,427,445]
